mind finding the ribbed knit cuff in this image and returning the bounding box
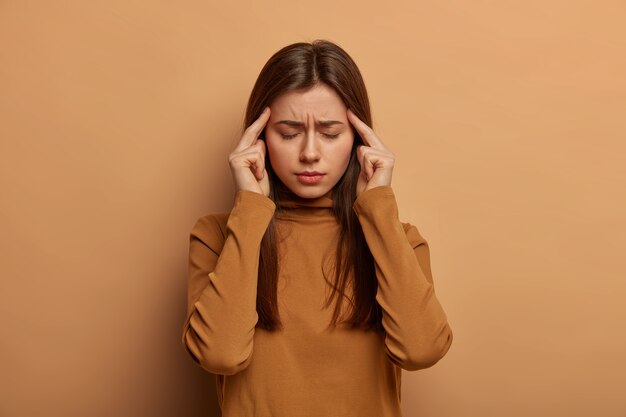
[227,190,276,239]
[352,185,397,219]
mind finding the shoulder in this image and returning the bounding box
[190,212,230,249]
[192,211,229,231]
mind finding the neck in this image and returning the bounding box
[274,187,335,220]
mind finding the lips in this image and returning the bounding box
[296,171,325,184]
[297,171,324,176]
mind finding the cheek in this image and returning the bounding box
[265,139,288,172]
[338,136,355,162]
[265,133,281,158]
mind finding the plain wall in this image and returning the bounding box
[1,1,625,416]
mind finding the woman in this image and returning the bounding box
[181,39,453,417]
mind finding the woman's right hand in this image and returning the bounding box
[228,106,271,196]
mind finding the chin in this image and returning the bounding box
[290,183,330,199]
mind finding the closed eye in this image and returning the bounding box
[281,133,340,140]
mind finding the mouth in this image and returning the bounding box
[295,171,325,184]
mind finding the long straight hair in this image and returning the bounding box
[242,39,383,333]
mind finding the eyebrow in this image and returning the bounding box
[274,120,344,127]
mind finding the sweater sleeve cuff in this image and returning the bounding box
[227,190,276,237]
[233,189,276,212]
[352,185,397,219]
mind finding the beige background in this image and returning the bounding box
[1,1,625,416]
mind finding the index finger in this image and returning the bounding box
[238,106,271,150]
[346,108,385,149]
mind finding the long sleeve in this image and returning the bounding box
[180,189,276,375]
[353,185,453,371]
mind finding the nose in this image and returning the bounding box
[299,131,321,163]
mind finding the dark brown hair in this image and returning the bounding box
[242,39,383,333]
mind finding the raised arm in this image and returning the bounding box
[181,190,276,375]
[352,185,453,371]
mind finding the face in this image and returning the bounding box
[265,82,355,199]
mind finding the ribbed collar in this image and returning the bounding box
[274,187,335,220]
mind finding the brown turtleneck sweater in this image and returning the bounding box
[181,185,453,417]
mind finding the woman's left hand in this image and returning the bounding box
[347,108,395,197]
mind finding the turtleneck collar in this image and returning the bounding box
[274,187,335,221]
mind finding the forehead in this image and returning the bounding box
[270,83,347,119]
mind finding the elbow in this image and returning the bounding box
[391,324,454,371]
[403,339,453,371]
[181,327,253,376]
[197,351,253,376]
